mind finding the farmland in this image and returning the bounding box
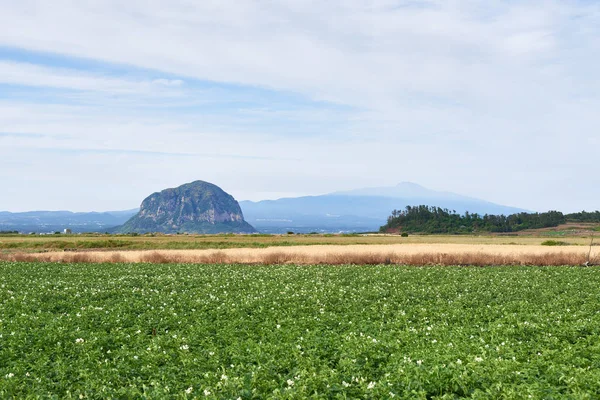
[2,261,600,398]
[1,232,597,266]
[0,232,596,253]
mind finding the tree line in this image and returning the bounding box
[380,205,600,234]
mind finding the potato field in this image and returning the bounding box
[1,262,600,398]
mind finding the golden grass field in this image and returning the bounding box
[2,241,598,266]
[1,232,597,266]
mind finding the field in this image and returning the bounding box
[0,233,596,252]
[2,261,600,398]
[0,233,597,266]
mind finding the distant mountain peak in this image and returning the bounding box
[240,182,527,233]
[396,181,424,188]
[332,182,448,199]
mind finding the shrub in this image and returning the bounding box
[401,232,409,237]
[541,240,570,246]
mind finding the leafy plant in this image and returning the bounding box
[2,262,600,397]
[541,240,570,246]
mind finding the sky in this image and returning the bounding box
[1,0,599,213]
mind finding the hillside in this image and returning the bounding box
[116,181,256,234]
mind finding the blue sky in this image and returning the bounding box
[1,0,599,212]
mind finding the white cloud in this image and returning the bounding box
[0,0,599,212]
[152,78,184,87]
[0,60,184,95]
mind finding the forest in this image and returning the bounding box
[380,205,600,233]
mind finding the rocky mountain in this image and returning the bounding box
[239,182,528,233]
[117,181,256,234]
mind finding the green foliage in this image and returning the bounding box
[541,240,571,246]
[401,232,409,237]
[2,262,600,398]
[565,211,600,223]
[381,205,567,234]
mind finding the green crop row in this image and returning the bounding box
[1,262,600,398]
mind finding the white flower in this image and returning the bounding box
[203,389,211,396]
[134,356,138,360]
[456,359,462,365]
[75,338,85,343]
[416,360,423,366]
[209,351,215,356]
[372,338,377,343]
[367,381,376,389]
[342,381,350,387]
[276,324,281,329]
[185,387,193,394]
[5,373,14,378]
[180,344,189,351]
[221,374,228,381]
[287,379,294,386]
[475,357,483,362]
[136,330,141,334]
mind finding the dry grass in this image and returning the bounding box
[1,244,598,266]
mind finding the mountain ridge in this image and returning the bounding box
[1,182,528,233]
[239,183,528,233]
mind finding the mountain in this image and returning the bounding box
[239,182,528,233]
[332,182,476,200]
[1,182,527,234]
[116,181,256,234]
[0,209,138,233]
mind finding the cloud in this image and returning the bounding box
[0,60,184,95]
[0,1,599,212]
[152,79,184,87]
[0,132,45,138]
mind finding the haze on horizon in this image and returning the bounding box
[1,1,599,213]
